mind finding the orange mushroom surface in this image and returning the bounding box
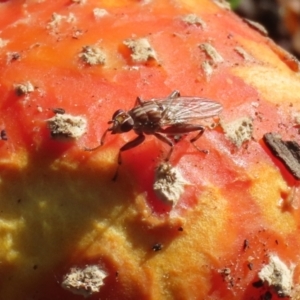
[0,0,300,299]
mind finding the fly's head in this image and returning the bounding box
[109,109,134,134]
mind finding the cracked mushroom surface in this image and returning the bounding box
[0,0,300,299]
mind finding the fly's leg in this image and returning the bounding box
[154,132,174,161]
[168,90,180,99]
[112,134,146,181]
[189,126,208,154]
[117,134,146,164]
[135,96,144,106]
[84,127,111,151]
[159,124,208,155]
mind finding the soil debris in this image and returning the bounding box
[263,132,300,180]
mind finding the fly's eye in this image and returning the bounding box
[120,118,134,132]
[112,109,124,120]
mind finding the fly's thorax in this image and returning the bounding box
[130,101,165,125]
[111,109,134,133]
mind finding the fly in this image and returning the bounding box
[85,90,223,180]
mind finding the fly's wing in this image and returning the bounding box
[156,97,223,126]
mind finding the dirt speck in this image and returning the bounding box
[263,132,300,180]
[47,113,87,139]
[258,254,294,298]
[123,38,157,63]
[1,130,7,141]
[62,265,107,297]
[234,46,254,61]
[243,18,268,36]
[14,81,35,96]
[201,60,214,80]
[220,117,253,147]
[7,52,21,62]
[212,0,231,10]
[153,162,190,206]
[0,38,8,48]
[47,12,76,33]
[199,43,224,65]
[181,14,206,28]
[93,8,109,19]
[152,243,163,252]
[79,45,106,65]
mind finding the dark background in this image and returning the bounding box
[234,0,300,58]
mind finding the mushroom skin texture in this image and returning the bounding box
[0,0,300,299]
